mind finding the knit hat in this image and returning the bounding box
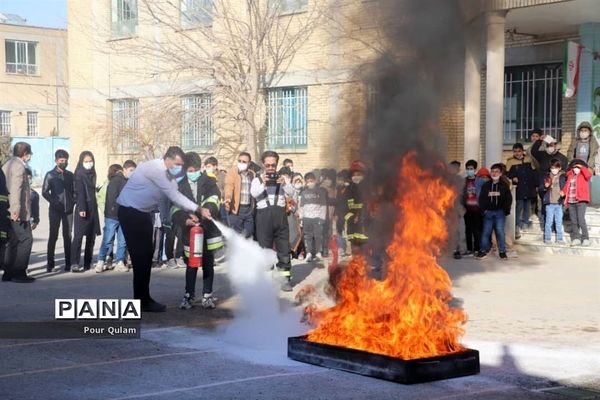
[476,167,490,178]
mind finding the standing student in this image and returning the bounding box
[539,159,566,244]
[299,172,327,262]
[561,159,592,247]
[71,151,101,272]
[42,149,74,272]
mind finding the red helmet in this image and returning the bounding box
[350,160,366,173]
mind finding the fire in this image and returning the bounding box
[307,152,466,359]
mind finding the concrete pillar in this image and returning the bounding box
[484,11,507,166]
[464,38,481,163]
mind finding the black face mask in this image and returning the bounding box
[57,162,68,171]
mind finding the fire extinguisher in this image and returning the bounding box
[188,224,204,268]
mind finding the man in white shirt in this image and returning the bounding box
[117,146,210,312]
[251,151,295,291]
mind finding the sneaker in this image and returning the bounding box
[581,239,591,247]
[105,256,114,270]
[543,240,552,245]
[94,260,105,273]
[305,253,313,262]
[555,240,566,245]
[201,294,216,309]
[499,252,508,260]
[115,261,129,272]
[571,239,582,247]
[474,251,488,260]
[462,251,474,258]
[297,253,305,261]
[281,280,293,292]
[176,258,186,268]
[453,251,462,259]
[314,252,323,261]
[71,265,85,273]
[179,293,194,310]
[166,259,178,269]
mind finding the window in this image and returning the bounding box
[5,40,38,75]
[267,87,307,149]
[112,0,138,38]
[112,99,139,153]
[0,111,10,136]
[273,0,308,14]
[181,94,213,149]
[180,0,213,28]
[27,112,38,136]
[503,63,562,144]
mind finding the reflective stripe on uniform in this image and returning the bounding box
[347,233,368,240]
[170,206,181,218]
[206,236,224,250]
[201,195,220,207]
[344,212,354,221]
[0,195,8,201]
[279,269,291,277]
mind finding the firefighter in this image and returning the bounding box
[251,151,295,292]
[343,160,369,255]
[171,152,224,310]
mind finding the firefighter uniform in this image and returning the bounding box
[251,175,295,290]
[171,172,224,297]
[343,181,369,246]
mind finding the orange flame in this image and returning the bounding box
[307,152,466,359]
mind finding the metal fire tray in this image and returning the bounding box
[288,335,479,384]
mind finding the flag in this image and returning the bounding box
[563,41,583,98]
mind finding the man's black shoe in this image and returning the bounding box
[11,276,35,283]
[1,274,12,282]
[141,301,166,313]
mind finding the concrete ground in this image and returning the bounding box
[0,198,599,399]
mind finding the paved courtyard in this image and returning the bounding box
[0,198,599,399]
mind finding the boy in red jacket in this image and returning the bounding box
[561,159,592,247]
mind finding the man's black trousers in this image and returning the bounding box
[47,210,73,269]
[256,206,291,274]
[118,206,154,305]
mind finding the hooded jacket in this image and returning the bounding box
[561,160,592,208]
[104,172,127,219]
[506,155,537,200]
[539,170,566,205]
[566,122,598,171]
[478,179,512,215]
[531,140,569,175]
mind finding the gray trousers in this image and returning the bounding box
[302,218,324,255]
[568,202,589,241]
[5,221,33,278]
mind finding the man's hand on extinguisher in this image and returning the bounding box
[196,206,212,220]
[186,214,199,226]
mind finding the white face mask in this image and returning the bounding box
[83,161,94,170]
[580,131,591,140]
[550,168,560,175]
[546,146,555,154]
[573,167,581,175]
[491,176,500,182]
[237,162,248,172]
[293,183,303,190]
[351,175,364,184]
[306,182,316,189]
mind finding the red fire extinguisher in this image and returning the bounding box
[188,224,204,268]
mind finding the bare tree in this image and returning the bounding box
[97,0,329,160]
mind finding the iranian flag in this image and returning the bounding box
[563,41,583,98]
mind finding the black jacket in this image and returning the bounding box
[42,167,74,214]
[478,179,512,215]
[172,174,222,250]
[104,172,127,219]
[530,140,569,176]
[507,160,537,200]
[74,168,101,235]
[0,168,10,244]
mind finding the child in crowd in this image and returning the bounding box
[476,163,512,260]
[461,160,481,255]
[299,172,328,262]
[539,159,566,244]
[506,143,537,236]
[175,152,223,310]
[561,159,592,247]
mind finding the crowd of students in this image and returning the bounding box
[455,122,597,260]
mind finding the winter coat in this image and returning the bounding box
[562,167,592,208]
[104,172,127,219]
[0,168,11,244]
[42,167,74,214]
[506,156,537,200]
[566,136,599,172]
[73,167,101,235]
[530,140,569,176]
[478,179,512,215]
[539,171,566,205]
